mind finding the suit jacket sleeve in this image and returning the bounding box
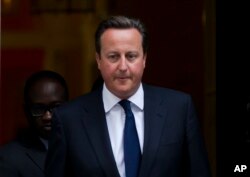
[0,157,19,177]
[185,95,211,177]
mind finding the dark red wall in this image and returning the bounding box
[109,0,204,121]
[1,0,205,144]
[0,49,44,145]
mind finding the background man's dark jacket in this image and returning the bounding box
[0,129,47,177]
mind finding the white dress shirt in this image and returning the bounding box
[102,83,144,177]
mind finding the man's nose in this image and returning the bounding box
[118,57,128,71]
[42,110,52,120]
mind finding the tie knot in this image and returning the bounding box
[119,99,131,112]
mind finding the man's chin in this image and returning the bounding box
[114,88,135,99]
[39,128,51,139]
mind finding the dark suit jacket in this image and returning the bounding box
[0,129,47,177]
[45,84,211,177]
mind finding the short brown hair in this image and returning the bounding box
[95,16,149,54]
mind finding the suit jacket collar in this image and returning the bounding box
[138,84,168,177]
[25,146,46,171]
[80,88,120,177]
[18,129,47,171]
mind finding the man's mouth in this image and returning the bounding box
[117,76,130,80]
[43,125,52,130]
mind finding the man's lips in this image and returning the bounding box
[43,124,52,130]
[116,76,130,79]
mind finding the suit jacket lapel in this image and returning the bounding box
[139,85,168,177]
[80,90,120,177]
[20,130,47,172]
[26,147,46,171]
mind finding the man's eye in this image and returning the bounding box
[126,54,137,61]
[108,54,119,62]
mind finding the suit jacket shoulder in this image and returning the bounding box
[54,87,104,120]
[0,129,46,177]
[143,83,190,97]
[143,83,193,107]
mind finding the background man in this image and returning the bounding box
[45,16,211,177]
[0,70,69,177]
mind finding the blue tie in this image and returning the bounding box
[119,100,141,177]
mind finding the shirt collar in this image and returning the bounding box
[102,83,144,113]
[39,137,48,150]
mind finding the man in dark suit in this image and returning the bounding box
[45,16,211,177]
[0,70,69,177]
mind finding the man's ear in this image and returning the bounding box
[23,103,34,125]
[143,53,147,68]
[96,53,101,69]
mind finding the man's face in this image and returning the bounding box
[27,79,65,139]
[96,28,146,99]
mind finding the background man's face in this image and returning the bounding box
[28,79,65,139]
